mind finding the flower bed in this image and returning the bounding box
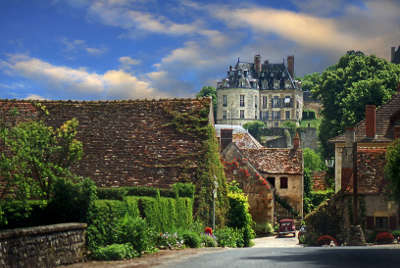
[375,232,394,244]
[317,235,337,246]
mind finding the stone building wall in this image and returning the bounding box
[0,98,212,189]
[299,127,318,151]
[0,223,86,268]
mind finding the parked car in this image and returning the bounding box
[278,218,296,237]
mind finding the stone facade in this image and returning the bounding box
[216,55,303,127]
[330,94,400,230]
[0,98,213,189]
[0,223,86,268]
[391,46,400,64]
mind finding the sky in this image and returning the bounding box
[0,0,399,100]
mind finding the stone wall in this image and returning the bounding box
[299,127,318,151]
[0,223,86,268]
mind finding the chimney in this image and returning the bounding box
[220,129,233,151]
[293,132,300,150]
[287,55,294,78]
[392,47,396,63]
[254,54,261,74]
[365,105,376,138]
[394,126,400,139]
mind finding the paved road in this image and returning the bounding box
[157,247,400,268]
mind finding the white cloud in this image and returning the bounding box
[119,56,141,71]
[2,54,168,99]
[61,38,107,56]
[25,94,45,100]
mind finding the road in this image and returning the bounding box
[156,236,400,268]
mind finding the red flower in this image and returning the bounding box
[376,232,394,244]
[204,227,213,235]
[317,235,337,246]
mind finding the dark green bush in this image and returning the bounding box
[0,200,47,229]
[46,177,97,223]
[97,188,127,200]
[173,183,195,199]
[92,243,138,260]
[182,231,201,248]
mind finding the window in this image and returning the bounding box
[286,111,290,120]
[280,177,288,189]
[274,122,279,127]
[240,110,245,119]
[223,95,227,107]
[263,111,269,120]
[240,95,245,107]
[272,111,281,120]
[284,96,291,107]
[267,177,275,188]
[223,111,227,120]
[262,96,267,108]
[272,96,279,108]
[375,217,389,229]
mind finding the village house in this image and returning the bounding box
[0,98,216,190]
[218,128,303,224]
[216,55,303,127]
[330,91,400,231]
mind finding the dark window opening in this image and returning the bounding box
[267,177,275,188]
[280,177,288,189]
[240,110,245,119]
[223,95,227,107]
[376,217,389,229]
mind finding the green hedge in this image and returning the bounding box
[87,195,193,251]
[97,183,195,200]
[0,200,47,229]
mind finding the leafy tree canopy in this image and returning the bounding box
[242,121,265,140]
[196,86,217,118]
[305,51,400,158]
[385,139,400,203]
[0,118,83,201]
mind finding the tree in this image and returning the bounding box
[242,121,265,140]
[196,86,217,120]
[385,139,400,203]
[0,118,83,201]
[311,51,400,158]
[299,72,321,92]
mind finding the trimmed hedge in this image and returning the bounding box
[97,183,195,200]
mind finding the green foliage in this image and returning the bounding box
[200,234,217,247]
[227,180,243,194]
[303,148,325,172]
[0,200,47,229]
[92,243,138,261]
[46,177,97,223]
[196,86,217,120]
[173,183,195,199]
[227,192,255,247]
[214,227,242,247]
[0,118,83,201]
[182,231,201,248]
[243,121,265,140]
[253,222,274,235]
[281,121,297,137]
[97,188,128,200]
[274,193,299,217]
[385,139,400,203]
[114,214,154,255]
[299,72,321,92]
[309,52,400,158]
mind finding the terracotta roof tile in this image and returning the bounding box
[232,132,263,149]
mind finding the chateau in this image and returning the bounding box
[216,55,303,127]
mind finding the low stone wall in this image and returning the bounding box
[0,223,87,268]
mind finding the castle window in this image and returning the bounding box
[240,110,245,119]
[272,111,281,120]
[280,177,288,189]
[240,95,245,107]
[284,96,291,107]
[223,95,227,107]
[262,96,267,108]
[263,111,269,120]
[286,111,290,120]
[272,96,279,108]
[223,111,227,120]
[375,217,389,229]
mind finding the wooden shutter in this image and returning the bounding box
[366,216,374,229]
[389,216,397,230]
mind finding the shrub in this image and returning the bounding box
[375,232,394,244]
[215,227,239,247]
[182,231,201,248]
[97,188,127,200]
[201,234,217,247]
[317,235,337,246]
[253,222,274,235]
[392,230,400,240]
[156,232,184,249]
[0,200,47,229]
[92,243,138,260]
[114,214,155,255]
[46,177,97,223]
[365,231,378,243]
[172,183,195,198]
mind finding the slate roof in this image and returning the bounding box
[330,92,400,143]
[239,148,303,175]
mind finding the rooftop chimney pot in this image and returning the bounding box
[365,105,376,138]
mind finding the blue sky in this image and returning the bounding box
[0,0,399,100]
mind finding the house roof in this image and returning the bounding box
[0,98,212,188]
[329,92,400,143]
[232,132,263,149]
[239,148,303,175]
